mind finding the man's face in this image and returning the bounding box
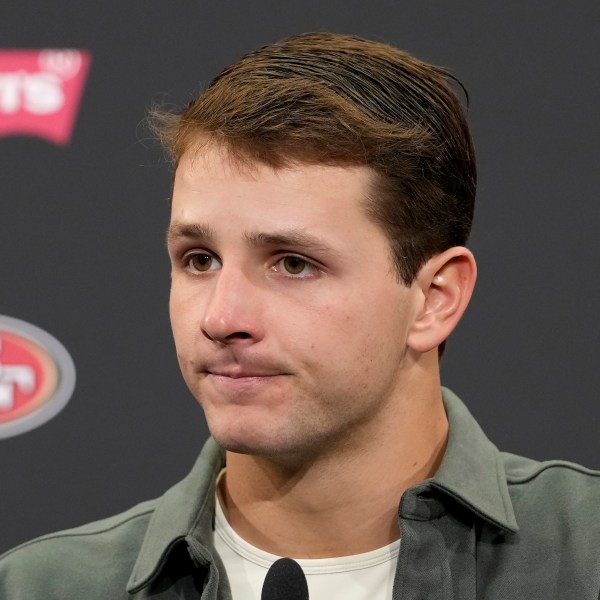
[168,146,421,460]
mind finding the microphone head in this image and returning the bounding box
[261,557,309,600]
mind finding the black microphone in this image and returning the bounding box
[261,557,309,600]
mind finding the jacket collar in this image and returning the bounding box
[127,388,518,592]
[126,437,226,593]
[429,387,518,533]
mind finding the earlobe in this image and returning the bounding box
[407,247,477,354]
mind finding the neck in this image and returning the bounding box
[219,358,448,558]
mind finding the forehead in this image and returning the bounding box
[174,144,372,190]
[171,145,376,222]
[168,146,394,263]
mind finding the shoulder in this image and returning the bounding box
[503,451,600,492]
[0,499,157,600]
[502,452,600,532]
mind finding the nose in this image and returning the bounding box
[201,266,264,345]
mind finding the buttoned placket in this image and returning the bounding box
[392,485,478,600]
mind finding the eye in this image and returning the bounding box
[186,253,221,273]
[274,255,318,277]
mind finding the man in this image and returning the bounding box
[1,32,599,599]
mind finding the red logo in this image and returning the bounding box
[0,332,58,423]
[0,49,91,145]
[0,316,76,439]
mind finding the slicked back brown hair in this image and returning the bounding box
[153,32,476,286]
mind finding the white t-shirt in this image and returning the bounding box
[214,491,400,599]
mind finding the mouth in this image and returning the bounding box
[203,356,290,377]
[207,367,283,378]
[205,370,285,393]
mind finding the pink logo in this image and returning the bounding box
[0,315,76,439]
[0,49,91,146]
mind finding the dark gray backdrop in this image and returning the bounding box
[1,0,599,553]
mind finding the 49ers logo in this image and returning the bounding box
[0,49,91,145]
[0,316,76,439]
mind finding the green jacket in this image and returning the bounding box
[2,388,600,599]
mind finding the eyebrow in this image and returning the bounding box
[243,230,338,257]
[167,221,339,258]
[166,222,216,245]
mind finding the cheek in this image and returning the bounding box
[327,290,410,359]
[169,291,199,354]
[285,298,372,361]
[168,296,184,347]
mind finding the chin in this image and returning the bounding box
[207,415,270,453]
[208,421,304,459]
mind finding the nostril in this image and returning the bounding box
[228,331,251,340]
[202,328,254,343]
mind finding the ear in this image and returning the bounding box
[407,247,477,354]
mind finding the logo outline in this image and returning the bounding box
[0,315,76,439]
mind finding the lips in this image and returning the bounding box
[195,355,291,396]
[208,369,280,378]
[202,357,289,379]
[205,369,285,395]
